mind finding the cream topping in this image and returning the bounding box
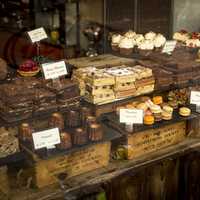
[145,31,156,41]
[138,40,154,50]
[153,34,166,48]
[119,37,134,48]
[112,34,122,44]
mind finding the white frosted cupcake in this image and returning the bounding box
[173,31,190,43]
[138,40,154,56]
[124,30,137,39]
[111,34,122,51]
[134,34,145,46]
[119,37,134,55]
[145,31,156,41]
[185,39,200,48]
[153,34,166,48]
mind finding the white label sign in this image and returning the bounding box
[28,27,48,43]
[190,91,200,105]
[162,40,177,54]
[42,61,67,79]
[120,109,143,124]
[32,128,61,150]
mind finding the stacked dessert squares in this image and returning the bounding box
[74,65,155,105]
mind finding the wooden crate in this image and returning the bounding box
[22,142,111,188]
[127,122,186,160]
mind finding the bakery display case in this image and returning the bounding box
[1,1,200,200]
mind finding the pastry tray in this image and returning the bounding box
[20,123,121,160]
[102,106,200,136]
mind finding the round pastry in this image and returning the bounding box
[150,105,162,122]
[111,34,122,51]
[162,105,173,114]
[73,128,88,145]
[19,123,33,142]
[57,132,72,150]
[162,111,172,120]
[136,102,148,112]
[179,107,191,117]
[48,112,64,131]
[88,123,103,141]
[153,96,163,105]
[119,37,134,55]
[144,115,154,125]
[150,104,162,113]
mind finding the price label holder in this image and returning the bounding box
[120,109,143,133]
[120,109,143,124]
[162,40,177,55]
[42,60,68,87]
[190,91,200,113]
[27,27,48,56]
[32,128,61,150]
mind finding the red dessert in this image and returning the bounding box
[18,59,40,76]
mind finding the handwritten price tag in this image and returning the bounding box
[190,91,200,105]
[162,40,177,54]
[32,128,60,150]
[42,60,67,79]
[28,27,48,43]
[120,109,143,124]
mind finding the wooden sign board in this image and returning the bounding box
[24,142,111,188]
[127,122,186,160]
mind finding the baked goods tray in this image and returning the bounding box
[102,107,199,136]
[20,123,121,160]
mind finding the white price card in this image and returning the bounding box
[190,91,200,105]
[162,40,177,54]
[28,27,48,43]
[120,109,143,124]
[42,60,67,79]
[32,128,61,150]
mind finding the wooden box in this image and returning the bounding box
[21,142,111,188]
[127,122,186,160]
